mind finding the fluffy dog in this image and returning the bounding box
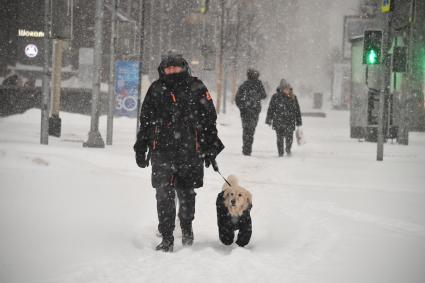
[216,175,253,247]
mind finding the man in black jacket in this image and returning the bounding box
[235,68,267,156]
[134,54,224,252]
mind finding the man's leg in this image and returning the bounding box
[241,111,255,155]
[176,187,196,246]
[243,126,255,155]
[155,184,176,251]
[276,130,284,156]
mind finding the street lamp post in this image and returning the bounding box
[84,0,106,148]
[136,0,146,135]
[40,0,51,145]
[106,0,118,145]
[216,0,225,113]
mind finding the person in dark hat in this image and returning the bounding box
[134,54,224,252]
[266,79,302,157]
[235,68,267,156]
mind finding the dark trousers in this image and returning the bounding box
[156,182,196,241]
[240,110,259,155]
[276,129,293,156]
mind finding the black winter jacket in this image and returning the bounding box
[235,79,267,113]
[134,73,224,188]
[266,91,302,132]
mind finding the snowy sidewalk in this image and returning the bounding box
[1,107,425,283]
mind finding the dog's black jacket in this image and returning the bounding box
[216,191,252,247]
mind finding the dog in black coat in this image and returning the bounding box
[216,175,253,247]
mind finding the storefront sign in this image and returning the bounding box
[18,29,45,38]
[25,44,38,58]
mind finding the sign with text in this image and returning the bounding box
[115,61,140,117]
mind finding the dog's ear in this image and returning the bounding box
[223,189,229,199]
[246,191,253,206]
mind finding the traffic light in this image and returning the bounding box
[363,30,382,65]
[194,0,209,14]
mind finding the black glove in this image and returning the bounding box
[135,152,149,168]
[204,156,219,172]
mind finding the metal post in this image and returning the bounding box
[41,0,51,145]
[377,14,391,161]
[136,0,146,135]
[51,40,63,117]
[166,1,172,52]
[49,39,64,137]
[223,64,227,114]
[216,0,225,113]
[149,0,154,78]
[84,0,105,148]
[376,77,385,160]
[231,1,241,103]
[158,0,163,57]
[106,0,118,145]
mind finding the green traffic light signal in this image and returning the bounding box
[363,30,382,65]
[367,49,378,64]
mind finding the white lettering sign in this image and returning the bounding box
[18,29,45,38]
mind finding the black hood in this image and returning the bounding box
[157,54,191,78]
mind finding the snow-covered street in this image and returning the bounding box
[1,104,424,283]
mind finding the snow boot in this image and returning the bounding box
[155,237,174,252]
[181,225,194,246]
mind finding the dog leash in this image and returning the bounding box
[208,159,232,187]
[217,170,232,187]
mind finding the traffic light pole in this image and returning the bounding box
[376,14,391,161]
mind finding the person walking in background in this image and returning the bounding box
[266,79,302,157]
[134,54,224,252]
[235,68,267,156]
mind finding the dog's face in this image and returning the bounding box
[223,185,252,217]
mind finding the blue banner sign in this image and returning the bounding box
[115,60,140,117]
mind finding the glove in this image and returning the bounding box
[204,156,219,172]
[135,152,149,168]
[266,120,271,126]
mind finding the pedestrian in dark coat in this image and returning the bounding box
[235,68,267,156]
[134,54,224,252]
[266,79,302,157]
